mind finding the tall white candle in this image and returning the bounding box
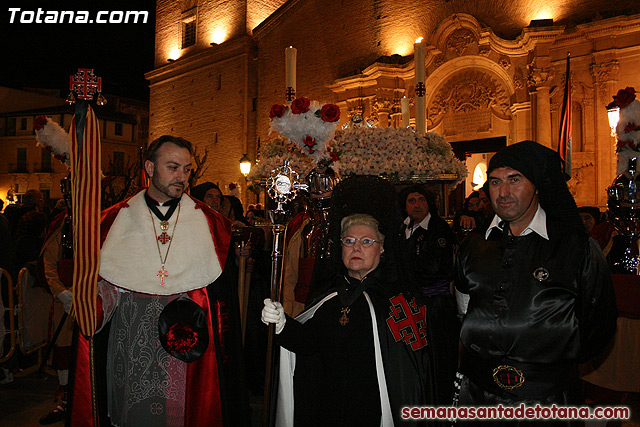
[401,96,410,127]
[414,37,426,135]
[285,46,297,102]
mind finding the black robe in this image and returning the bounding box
[402,216,459,405]
[454,219,617,424]
[276,270,437,426]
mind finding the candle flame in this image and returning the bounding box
[415,37,424,44]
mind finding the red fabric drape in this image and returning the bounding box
[186,288,223,426]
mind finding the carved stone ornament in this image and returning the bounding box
[446,29,477,57]
[498,56,511,69]
[527,62,553,91]
[513,68,525,90]
[478,45,491,57]
[590,60,619,84]
[599,85,610,105]
[434,54,445,68]
[373,97,392,113]
[429,70,510,120]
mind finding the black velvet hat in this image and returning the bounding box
[487,140,584,232]
[191,182,221,204]
[158,296,209,363]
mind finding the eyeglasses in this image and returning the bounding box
[340,237,380,247]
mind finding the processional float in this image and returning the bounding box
[607,87,640,274]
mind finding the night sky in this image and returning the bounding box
[0,0,156,101]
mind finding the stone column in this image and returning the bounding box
[535,85,552,147]
[528,63,553,148]
[590,58,620,206]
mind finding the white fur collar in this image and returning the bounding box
[99,192,222,295]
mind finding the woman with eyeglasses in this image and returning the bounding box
[262,176,437,427]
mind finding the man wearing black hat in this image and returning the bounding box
[454,140,617,423]
[399,184,459,405]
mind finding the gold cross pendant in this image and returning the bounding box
[339,307,350,326]
[157,266,168,286]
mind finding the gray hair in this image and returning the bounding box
[340,213,385,244]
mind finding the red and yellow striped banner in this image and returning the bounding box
[69,103,101,337]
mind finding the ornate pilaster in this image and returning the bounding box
[527,61,554,148]
[590,58,620,206]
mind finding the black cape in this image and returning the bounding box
[276,270,437,426]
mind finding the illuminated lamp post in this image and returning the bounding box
[606,100,620,137]
[240,153,252,178]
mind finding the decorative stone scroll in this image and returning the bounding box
[446,29,477,56]
[429,70,510,128]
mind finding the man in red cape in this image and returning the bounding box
[68,135,233,426]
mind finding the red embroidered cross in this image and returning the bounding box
[157,232,171,244]
[386,293,428,351]
[69,68,102,100]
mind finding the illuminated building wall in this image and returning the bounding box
[150,0,640,207]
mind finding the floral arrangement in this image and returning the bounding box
[332,126,466,186]
[247,136,316,181]
[34,115,70,166]
[612,87,640,174]
[269,97,341,165]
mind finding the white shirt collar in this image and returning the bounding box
[485,204,548,240]
[404,213,431,238]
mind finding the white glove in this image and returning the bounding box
[261,298,286,334]
[57,290,73,314]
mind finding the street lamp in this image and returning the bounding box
[607,100,620,137]
[239,154,251,177]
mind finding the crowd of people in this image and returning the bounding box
[0,136,620,426]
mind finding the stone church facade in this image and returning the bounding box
[146,0,640,208]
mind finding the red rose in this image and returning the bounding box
[615,87,636,109]
[320,104,340,122]
[269,104,287,119]
[329,151,339,162]
[303,135,316,147]
[33,115,48,130]
[291,97,311,114]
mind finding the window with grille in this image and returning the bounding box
[182,20,196,48]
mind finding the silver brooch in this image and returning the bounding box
[533,267,549,282]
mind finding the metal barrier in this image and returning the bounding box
[0,268,16,364]
[0,267,53,376]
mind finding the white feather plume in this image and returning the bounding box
[34,116,71,167]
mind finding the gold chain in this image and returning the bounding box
[149,202,181,267]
